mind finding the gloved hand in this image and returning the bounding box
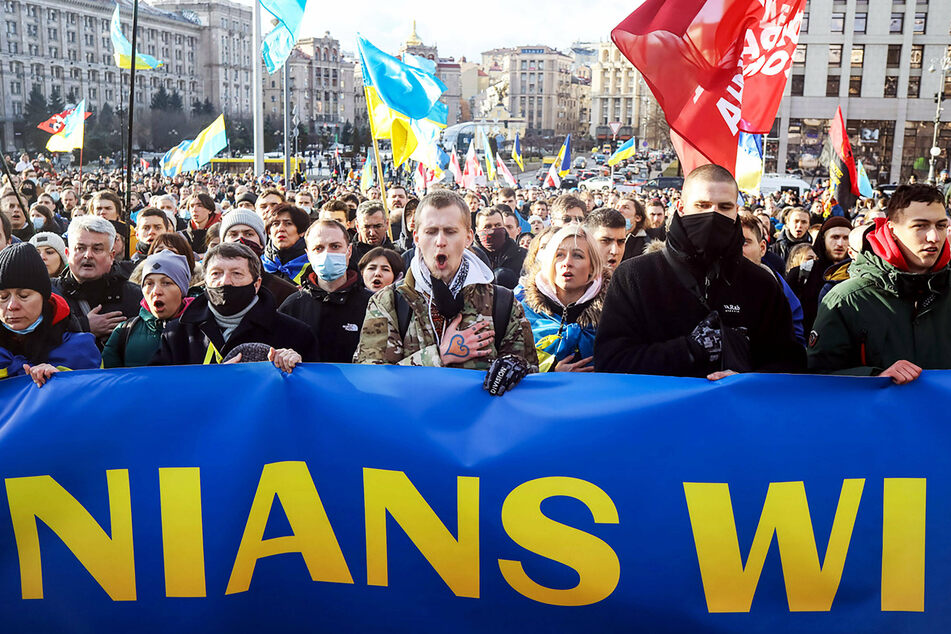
[687,311,722,364]
[483,354,531,396]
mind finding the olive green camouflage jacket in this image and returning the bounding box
[354,268,539,371]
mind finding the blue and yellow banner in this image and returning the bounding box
[0,365,948,631]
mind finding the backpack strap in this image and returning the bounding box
[491,285,513,352]
[395,289,413,341]
[115,315,140,363]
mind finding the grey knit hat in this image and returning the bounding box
[141,250,191,297]
[219,209,266,246]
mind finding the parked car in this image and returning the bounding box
[579,177,614,191]
[641,177,684,192]
[759,174,813,197]
[573,157,587,169]
[559,176,579,190]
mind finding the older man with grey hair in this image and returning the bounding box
[52,215,143,344]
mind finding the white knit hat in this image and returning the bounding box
[29,231,67,266]
[219,209,266,246]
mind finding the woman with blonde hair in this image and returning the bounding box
[518,224,607,372]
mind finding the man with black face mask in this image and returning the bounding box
[151,243,319,368]
[219,209,298,306]
[472,206,526,289]
[594,165,805,379]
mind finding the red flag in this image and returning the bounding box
[495,155,517,188]
[829,106,860,211]
[140,158,150,170]
[37,108,93,134]
[462,141,482,190]
[612,0,804,173]
[449,150,463,185]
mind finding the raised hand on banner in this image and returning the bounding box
[22,363,59,388]
[554,353,595,372]
[880,360,922,385]
[268,347,303,373]
[707,370,738,381]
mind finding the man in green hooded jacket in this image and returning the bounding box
[808,184,950,383]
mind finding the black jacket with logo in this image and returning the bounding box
[151,288,319,365]
[594,248,805,377]
[278,270,372,363]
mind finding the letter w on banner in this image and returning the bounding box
[612,0,805,175]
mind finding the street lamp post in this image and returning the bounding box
[927,53,951,184]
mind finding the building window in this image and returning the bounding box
[831,13,845,33]
[849,76,862,96]
[890,13,904,33]
[887,44,902,68]
[801,11,809,33]
[829,45,843,66]
[826,75,840,97]
[884,75,898,98]
[908,76,920,98]
[851,45,864,67]
[791,74,804,96]
[910,45,923,68]
[854,13,867,33]
[6,20,15,34]
[10,80,20,94]
[793,44,806,65]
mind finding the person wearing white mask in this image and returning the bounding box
[278,219,373,363]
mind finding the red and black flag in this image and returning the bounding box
[828,106,860,211]
[37,108,92,134]
[611,0,805,175]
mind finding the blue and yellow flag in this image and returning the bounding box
[736,132,764,195]
[161,115,227,177]
[556,135,572,178]
[360,159,374,193]
[46,100,85,152]
[607,137,636,166]
[358,35,447,168]
[261,0,307,74]
[512,133,523,171]
[856,160,875,198]
[111,5,163,70]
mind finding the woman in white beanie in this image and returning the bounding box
[29,232,67,277]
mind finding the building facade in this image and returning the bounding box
[1,0,203,149]
[777,0,951,182]
[398,22,464,126]
[481,45,582,138]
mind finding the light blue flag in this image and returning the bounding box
[856,160,875,198]
[403,52,437,76]
[358,35,447,121]
[261,0,307,74]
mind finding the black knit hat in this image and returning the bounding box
[0,243,52,300]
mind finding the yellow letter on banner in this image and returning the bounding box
[225,461,352,594]
[159,468,206,597]
[5,470,136,600]
[364,468,480,598]
[683,480,864,613]
[498,477,620,606]
[882,478,926,611]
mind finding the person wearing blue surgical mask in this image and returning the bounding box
[278,219,373,363]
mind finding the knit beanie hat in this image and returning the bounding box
[220,209,266,246]
[29,232,67,266]
[142,250,191,297]
[0,242,52,299]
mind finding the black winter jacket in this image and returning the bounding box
[473,236,526,288]
[594,248,805,377]
[769,230,811,262]
[278,270,372,363]
[151,288,319,365]
[53,266,143,345]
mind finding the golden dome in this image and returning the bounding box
[405,20,423,46]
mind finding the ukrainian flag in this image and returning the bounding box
[261,0,307,73]
[607,137,636,166]
[358,35,447,168]
[735,132,764,195]
[111,5,163,70]
[161,115,227,177]
[46,100,85,152]
[556,135,572,178]
[512,133,523,171]
[360,160,374,193]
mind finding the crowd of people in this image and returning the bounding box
[1,152,950,395]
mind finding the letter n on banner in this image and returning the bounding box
[683,480,864,612]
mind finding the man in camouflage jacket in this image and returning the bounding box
[355,190,537,392]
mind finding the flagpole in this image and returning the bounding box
[252,0,264,176]
[124,0,139,218]
[363,85,392,240]
[282,62,290,187]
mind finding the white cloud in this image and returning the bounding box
[235,0,635,60]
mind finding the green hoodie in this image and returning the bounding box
[808,232,951,375]
[102,304,181,368]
